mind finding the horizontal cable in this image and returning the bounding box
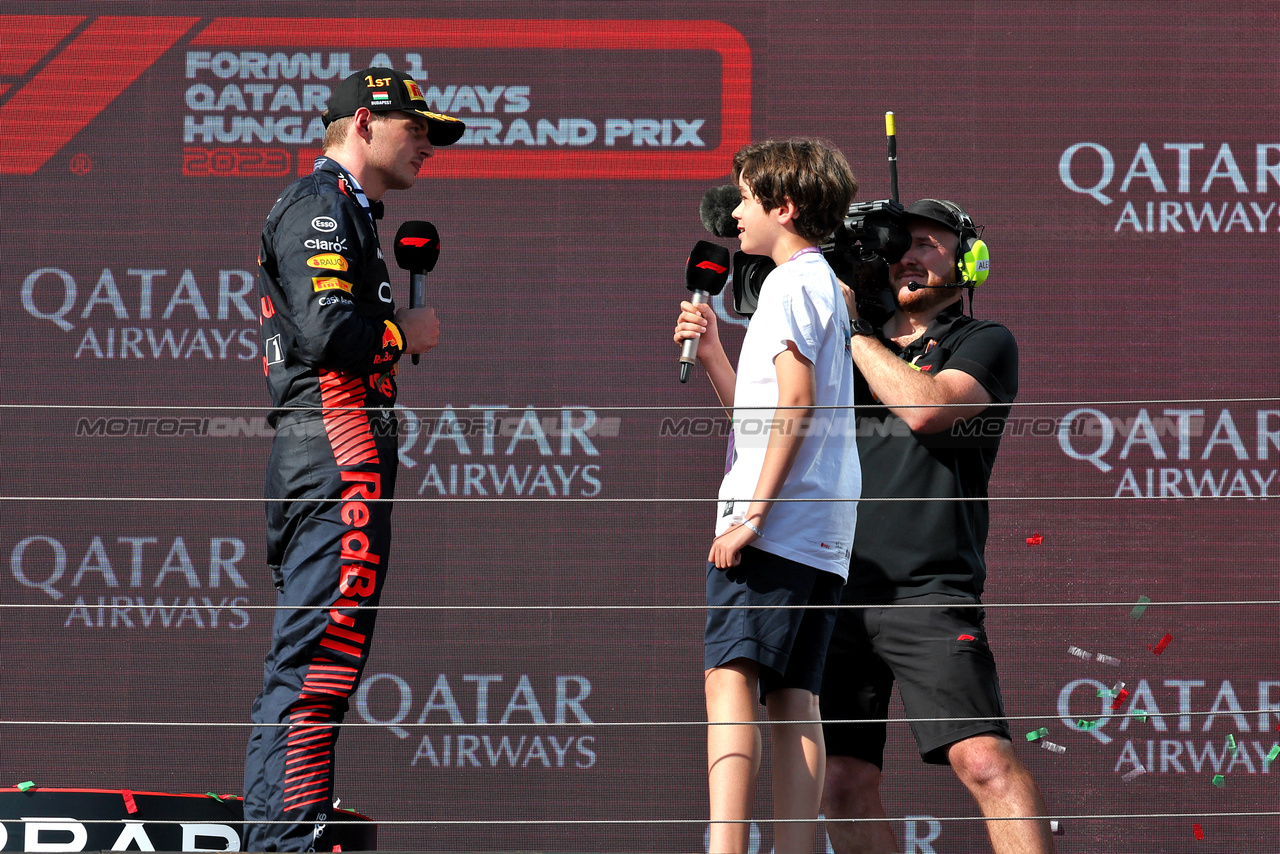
[4,707,1277,727]
[2,495,1275,502]
[3,396,1279,412]
[11,811,1277,826]
[3,600,1277,610]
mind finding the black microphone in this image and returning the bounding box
[393,221,440,365]
[699,184,740,238]
[907,280,962,291]
[679,240,732,383]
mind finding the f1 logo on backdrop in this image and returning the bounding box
[0,15,751,179]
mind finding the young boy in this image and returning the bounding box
[673,138,861,854]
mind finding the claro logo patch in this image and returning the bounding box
[307,253,348,271]
[312,276,352,293]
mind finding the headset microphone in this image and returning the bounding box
[679,240,732,383]
[393,220,440,365]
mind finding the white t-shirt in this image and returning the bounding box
[715,252,861,579]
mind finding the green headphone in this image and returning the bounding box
[931,199,990,287]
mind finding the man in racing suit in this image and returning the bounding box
[243,67,465,852]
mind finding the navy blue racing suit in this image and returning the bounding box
[244,157,405,852]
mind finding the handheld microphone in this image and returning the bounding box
[679,240,731,383]
[699,185,740,238]
[393,221,440,365]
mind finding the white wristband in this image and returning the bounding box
[742,520,764,537]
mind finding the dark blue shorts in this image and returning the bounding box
[820,594,1011,767]
[704,545,844,700]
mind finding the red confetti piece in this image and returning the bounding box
[122,790,137,814]
[1149,633,1173,655]
[1193,823,1204,840]
[1026,534,1043,545]
[1109,688,1130,710]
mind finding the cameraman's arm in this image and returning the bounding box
[850,335,992,433]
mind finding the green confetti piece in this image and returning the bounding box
[1077,719,1096,731]
[1097,688,1116,699]
[1212,774,1225,787]
[1226,734,1236,750]
[204,792,225,801]
[1130,595,1151,619]
[16,782,35,792]
[1266,745,1280,765]
[1025,727,1049,741]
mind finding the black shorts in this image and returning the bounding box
[704,545,844,700]
[820,594,1010,767]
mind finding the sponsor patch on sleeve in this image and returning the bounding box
[307,253,349,271]
[312,276,353,293]
[382,319,404,350]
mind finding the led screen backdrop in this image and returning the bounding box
[3,2,1278,852]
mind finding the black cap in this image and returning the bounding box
[904,199,974,239]
[322,67,466,146]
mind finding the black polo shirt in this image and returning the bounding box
[844,300,1019,603]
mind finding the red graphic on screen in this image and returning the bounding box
[0,16,199,174]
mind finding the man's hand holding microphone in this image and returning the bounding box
[394,221,443,359]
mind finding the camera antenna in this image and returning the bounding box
[885,111,899,204]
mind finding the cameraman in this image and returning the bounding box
[820,200,1053,854]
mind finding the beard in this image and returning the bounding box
[895,283,962,314]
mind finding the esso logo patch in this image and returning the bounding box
[312,216,338,232]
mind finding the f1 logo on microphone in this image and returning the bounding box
[694,259,728,274]
[399,237,435,248]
